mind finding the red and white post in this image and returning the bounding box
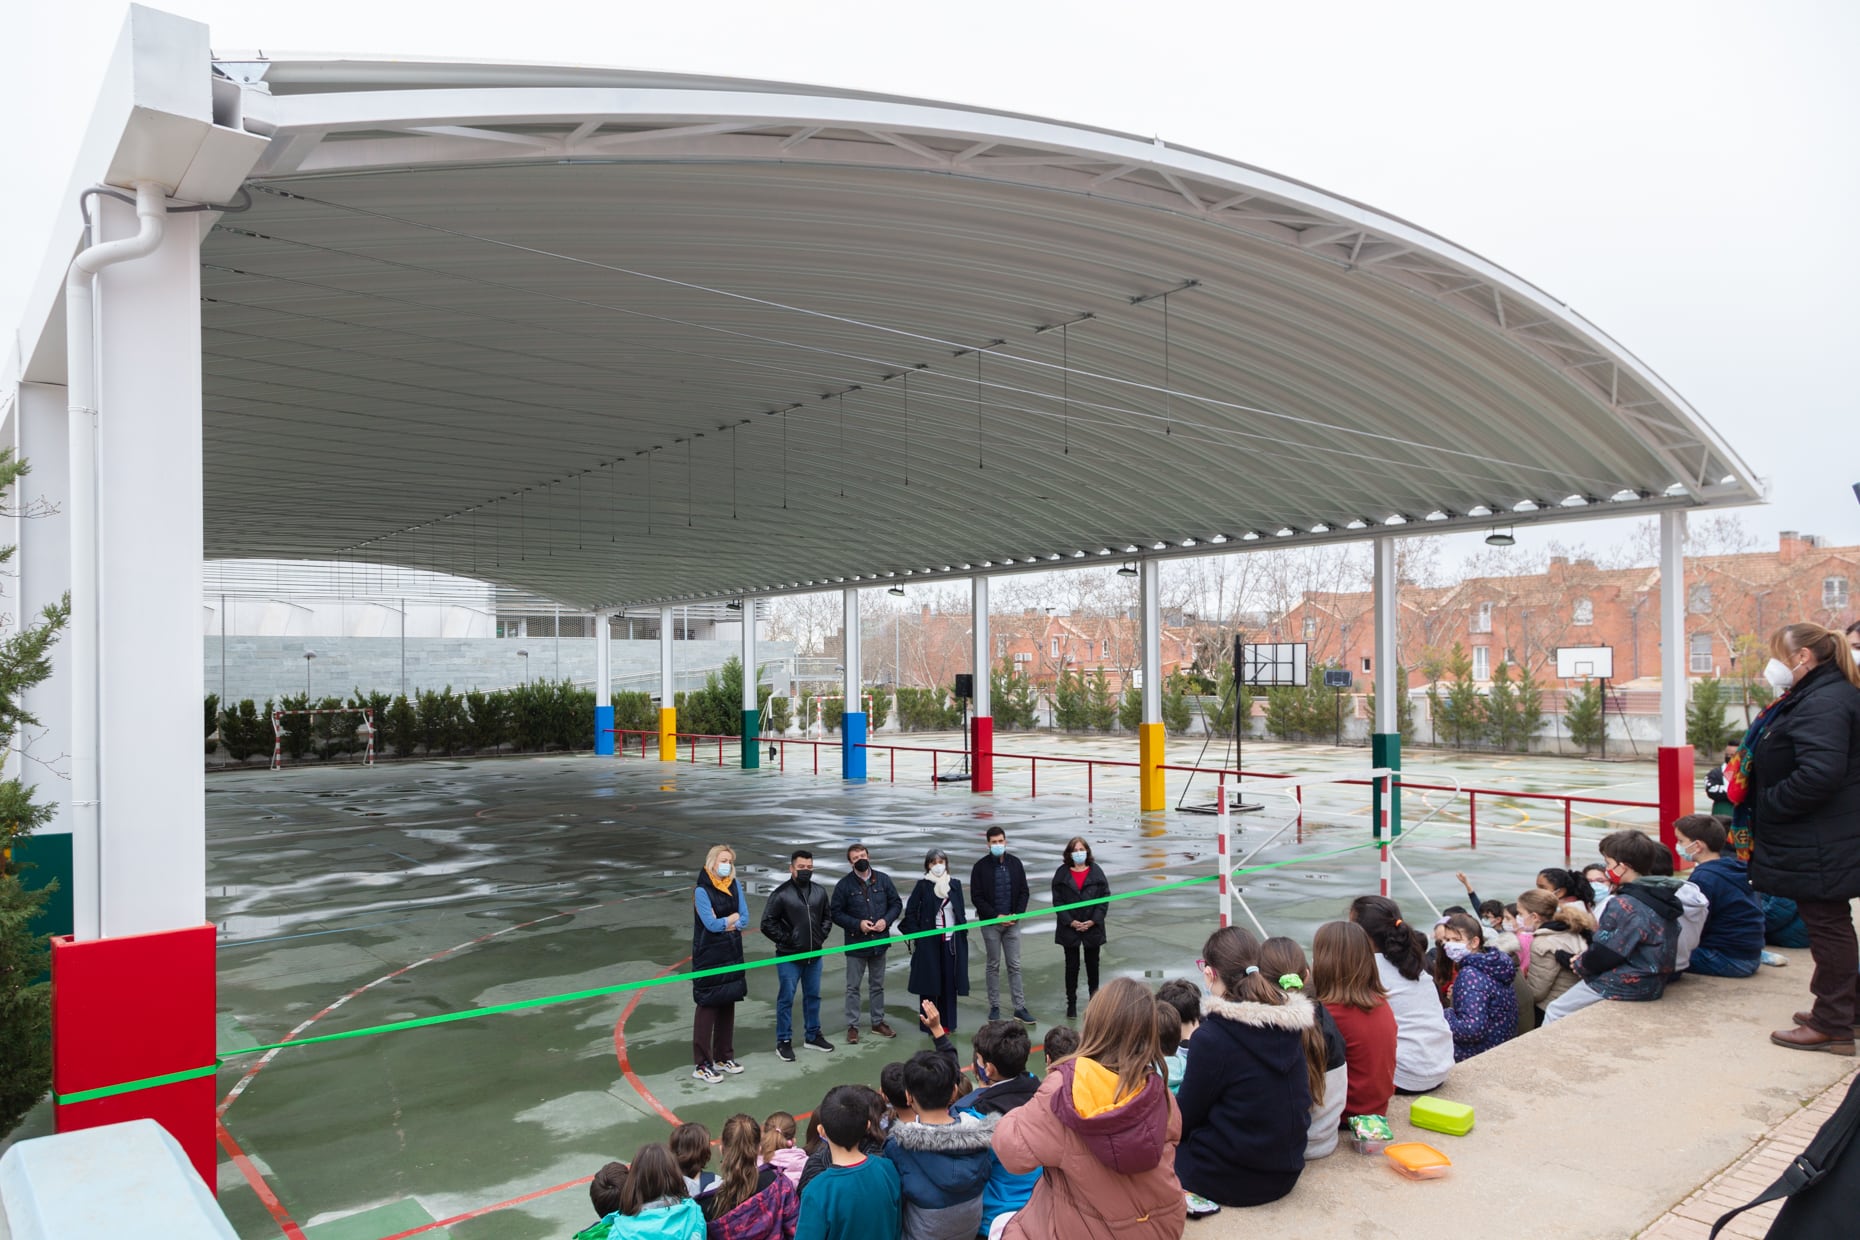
[1216,775,1232,927]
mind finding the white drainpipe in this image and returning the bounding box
[65,180,167,940]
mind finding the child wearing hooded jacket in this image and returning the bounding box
[1514,889,1592,1018]
[951,1019,1042,1238]
[991,977,1185,1240]
[1174,926,1316,1208]
[1544,830,1683,1023]
[1436,913,1518,1061]
[883,1002,997,1240]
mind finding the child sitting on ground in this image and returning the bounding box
[573,1160,629,1240]
[669,1122,717,1203]
[954,1019,1043,1239]
[1514,889,1592,1020]
[1156,979,1203,1094]
[1675,814,1771,975]
[795,1085,902,1240]
[1309,921,1397,1120]
[1260,935,1345,1160]
[1040,1025,1079,1072]
[1544,830,1683,1022]
[883,1001,996,1240]
[608,1144,705,1239]
[1437,913,1518,1060]
[759,1111,807,1187]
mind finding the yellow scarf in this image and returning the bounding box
[706,868,736,897]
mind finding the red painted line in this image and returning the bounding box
[375,1174,596,1240]
[218,1120,307,1240]
[612,955,693,1128]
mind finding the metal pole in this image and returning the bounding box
[400,596,406,698]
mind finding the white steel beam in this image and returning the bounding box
[1659,510,1687,746]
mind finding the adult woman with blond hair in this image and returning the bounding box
[692,843,750,1083]
[992,977,1185,1240]
[1733,623,1860,1054]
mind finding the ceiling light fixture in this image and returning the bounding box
[1117,561,1140,577]
[888,585,905,597]
[1485,526,1516,547]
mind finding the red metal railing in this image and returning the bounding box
[606,729,1654,865]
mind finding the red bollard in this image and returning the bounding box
[1031,758,1038,799]
[1469,792,1478,850]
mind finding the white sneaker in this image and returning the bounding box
[692,1064,722,1083]
[715,1058,746,1074]
[1761,950,1788,967]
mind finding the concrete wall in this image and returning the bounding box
[203,637,797,705]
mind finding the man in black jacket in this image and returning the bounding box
[762,849,835,1061]
[830,842,903,1043]
[970,826,1035,1024]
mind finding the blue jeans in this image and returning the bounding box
[1687,946,1761,978]
[776,958,823,1043]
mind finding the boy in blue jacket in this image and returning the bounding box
[952,1019,1040,1236]
[1675,814,1769,976]
[883,1002,996,1240]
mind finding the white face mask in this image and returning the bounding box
[1764,657,1796,692]
[929,863,946,878]
[1442,941,1472,962]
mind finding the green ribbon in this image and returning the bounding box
[62,833,1395,1103]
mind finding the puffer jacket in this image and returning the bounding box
[1174,993,1315,1207]
[1747,661,1860,903]
[954,1075,1043,1235]
[883,1112,997,1240]
[1638,875,1707,972]
[1577,879,1681,1001]
[993,1058,1184,1240]
[1522,910,1592,1010]
[605,1196,707,1240]
[706,1176,798,1240]
[1444,949,1518,1061]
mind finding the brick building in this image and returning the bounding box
[898,606,1196,693]
[1267,530,1858,693]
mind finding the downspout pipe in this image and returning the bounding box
[65,180,167,940]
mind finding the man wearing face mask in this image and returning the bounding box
[901,848,972,1034]
[762,849,836,1062]
[970,826,1035,1025]
[831,843,903,1042]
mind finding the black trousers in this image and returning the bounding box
[1062,941,1101,1003]
[693,1002,737,1066]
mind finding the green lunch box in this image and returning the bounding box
[1408,1096,1475,1136]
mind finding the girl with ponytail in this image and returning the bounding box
[1740,622,1860,1055]
[1347,895,1453,1094]
[1173,926,1316,1207]
[1258,936,1347,1159]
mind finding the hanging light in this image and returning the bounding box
[1117,561,1140,577]
[887,585,905,597]
[1485,526,1517,547]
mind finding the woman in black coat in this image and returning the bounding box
[1742,623,1860,1054]
[1051,835,1110,1019]
[900,847,970,1033]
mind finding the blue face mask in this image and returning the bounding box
[989,843,1005,857]
[1071,850,1088,866]
[715,861,733,878]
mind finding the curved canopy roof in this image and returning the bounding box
[201,57,1759,609]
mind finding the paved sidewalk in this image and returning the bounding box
[1195,942,1856,1239]
[1637,1062,1856,1239]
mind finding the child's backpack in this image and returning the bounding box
[1709,1072,1860,1239]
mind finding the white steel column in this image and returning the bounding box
[16,382,76,933]
[741,598,761,768]
[1371,535,1402,842]
[658,604,676,760]
[1658,510,1688,747]
[970,575,992,792]
[842,588,866,778]
[91,190,203,939]
[1139,559,1164,811]
[592,609,612,755]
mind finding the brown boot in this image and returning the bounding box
[1771,1025,1856,1055]
[871,1021,897,1039]
[1792,1011,1860,1036]
[846,1025,860,1044]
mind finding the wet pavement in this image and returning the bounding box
[143,742,1661,1236]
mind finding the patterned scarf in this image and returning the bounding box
[1724,697,1781,861]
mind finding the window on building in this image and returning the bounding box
[1361,656,1372,674]
[1084,641,1092,659]
[1690,633,1713,674]
[1573,597,1594,626]
[1303,616,1316,639]
[1826,576,1850,610]
[1688,583,1712,614]
[1471,602,1493,634]
[1502,648,1513,665]
[1472,645,1490,681]
[1050,636,1060,657]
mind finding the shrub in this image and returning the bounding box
[765,695,793,734]
[382,695,419,757]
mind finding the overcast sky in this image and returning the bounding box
[6,0,1857,564]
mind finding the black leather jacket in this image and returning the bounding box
[761,877,833,953]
